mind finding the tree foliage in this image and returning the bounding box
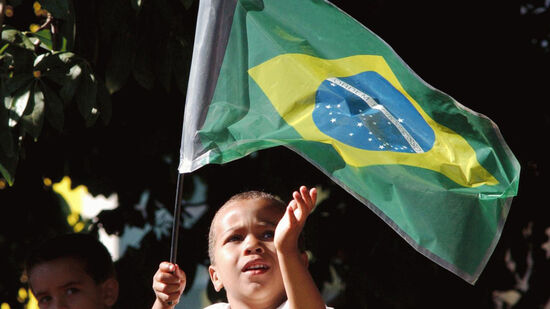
[1,0,549,309]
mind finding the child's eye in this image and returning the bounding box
[38,295,52,304]
[226,234,243,243]
[261,230,274,240]
[66,287,79,295]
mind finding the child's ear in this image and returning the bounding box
[100,278,119,307]
[208,265,224,292]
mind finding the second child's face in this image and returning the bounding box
[209,198,286,307]
[29,257,115,309]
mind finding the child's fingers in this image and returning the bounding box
[153,279,182,295]
[159,261,177,273]
[287,204,298,226]
[156,290,182,307]
[292,191,309,222]
[309,187,317,206]
[299,186,312,207]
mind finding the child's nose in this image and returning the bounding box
[244,236,265,254]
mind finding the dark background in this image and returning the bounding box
[1,0,548,308]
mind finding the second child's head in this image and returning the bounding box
[25,233,119,309]
[207,191,306,308]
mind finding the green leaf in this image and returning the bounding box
[75,71,97,122]
[55,12,75,51]
[0,97,15,156]
[35,52,74,85]
[59,63,82,104]
[28,30,53,51]
[41,0,71,20]
[0,43,10,54]
[20,82,45,139]
[40,81,64,131]
[2,29,34,50]
[7,83,32,127]
[0,151,17,186]
[5,74,33,94]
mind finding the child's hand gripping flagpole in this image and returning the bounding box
[167,173,185,306]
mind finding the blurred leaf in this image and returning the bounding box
[96,81,112,125]
[0,152,17,186]
[131,0,143,12]
[0,43,10,54]
[105,30,136,94]
[171,36,190,94]
[180,0,194,10]
[7,0,23,7]
[55,10,75,51]
[156,35,172,92]
[75,71,97,122]
[20,82,45,139]
[133,44,154,90]
[41,0,71,20]
[40,81,64,131]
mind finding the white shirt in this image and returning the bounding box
[203,300,333,309]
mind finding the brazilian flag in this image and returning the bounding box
[179,0,520,284]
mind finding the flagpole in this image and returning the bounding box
[170,172,185,264]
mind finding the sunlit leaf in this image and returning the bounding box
[7,83,32,127]
[28,30,53,51]
[20,82,45,138]
[1,29,35,51]
[59,64,82,104]
[35,52,72,85]
[0,97,15,155]
[0,97,17,185]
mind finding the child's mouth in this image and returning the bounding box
[242,261,270,274]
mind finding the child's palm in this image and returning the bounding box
[275,186,316,253]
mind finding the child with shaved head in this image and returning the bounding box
[152,186,331,309]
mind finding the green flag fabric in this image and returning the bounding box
[179,0,520,284]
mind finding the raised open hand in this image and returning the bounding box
[274,186,317,254]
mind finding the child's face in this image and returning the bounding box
[29,257,117,309]
[209,198,286,307]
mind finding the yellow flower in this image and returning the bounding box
[5,6,14,18]
[29,24,40,33]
